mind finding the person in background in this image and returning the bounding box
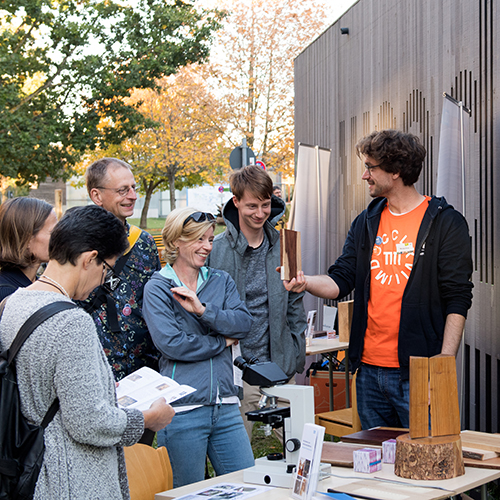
[84,158,161,381]
[143,207,254,488]
[0,205,174,499]
[285,129,473,429]
[273,185,290,230]
[208,166,307,440]
[0,197,57,300]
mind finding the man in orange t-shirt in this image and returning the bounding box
[284,130,473,429]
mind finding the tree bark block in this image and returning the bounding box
[394,433,464,480]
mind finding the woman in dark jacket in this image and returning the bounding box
[0,197,57,300]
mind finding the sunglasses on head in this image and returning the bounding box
[183,212,215,227]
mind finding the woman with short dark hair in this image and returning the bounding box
[0,205,174,499]
[0,197,56,300]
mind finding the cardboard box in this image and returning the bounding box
[309,371,352,414]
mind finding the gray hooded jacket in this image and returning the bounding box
[207,195,307,378]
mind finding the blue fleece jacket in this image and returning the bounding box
[143,267,253,406]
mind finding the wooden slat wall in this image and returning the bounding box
[294,0,498,432]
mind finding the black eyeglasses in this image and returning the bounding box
[364,163,383,175]
[102,260,122,293]
[183,212,216,227]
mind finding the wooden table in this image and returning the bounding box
[306,337,350,410]
[155,464,500,500]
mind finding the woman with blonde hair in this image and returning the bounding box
[143,207,254,488]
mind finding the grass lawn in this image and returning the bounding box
[128,218,226,236]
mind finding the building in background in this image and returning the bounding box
[294,0,498,432]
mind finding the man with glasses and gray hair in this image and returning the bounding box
[285,129,473,430]
[83,158,161,386]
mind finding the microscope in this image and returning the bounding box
[234,357,330,488]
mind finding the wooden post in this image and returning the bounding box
[409,356,429,439]
[430,356,460,437]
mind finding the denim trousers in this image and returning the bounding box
[356,363,410,429]
[157,403,254,488]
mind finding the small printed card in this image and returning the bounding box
[291,423,325,500]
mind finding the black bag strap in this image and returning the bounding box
[1,300,78,428]
[7,302,78,365]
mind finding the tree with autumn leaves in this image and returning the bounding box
[82,67,231,228]
[81,0,330,220]
[206,0,330,176]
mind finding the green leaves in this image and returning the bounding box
[0,0,222,184]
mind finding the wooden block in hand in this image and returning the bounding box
[430,356,460,437]
[280,229,301,280]
[338,300,353,342]
[409,356,429,439]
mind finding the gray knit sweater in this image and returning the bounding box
[0,289,145,500]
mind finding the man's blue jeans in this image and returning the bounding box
[157,403,254,488]
[356,363,410,429]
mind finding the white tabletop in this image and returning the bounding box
[305,337,349,356]
[155,464,500,500]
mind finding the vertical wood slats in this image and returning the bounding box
[294,0,498,432]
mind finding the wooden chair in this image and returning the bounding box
[152,235,166,267]
[315,371,361,437]
[124,443,173,500]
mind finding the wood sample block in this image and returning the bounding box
[338,300,353,342]
[280,229,301,280]
[462,446,498,461]
[429,356,460,437]
[395,433,464,480]
[409,356,429,439]
[461,430,500,453]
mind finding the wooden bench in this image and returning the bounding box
[152,234,166,267]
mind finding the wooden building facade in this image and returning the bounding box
[294,0,498,431]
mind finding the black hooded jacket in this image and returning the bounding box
[328,196,473,379]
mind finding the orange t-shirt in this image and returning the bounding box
[361,197,430,367]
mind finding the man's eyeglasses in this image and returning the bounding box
[102,260,122,293]
[183,212,216,227]
[364,163,383,174]
[96,185,137,197]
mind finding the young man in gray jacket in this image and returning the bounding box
[207,165,307,438]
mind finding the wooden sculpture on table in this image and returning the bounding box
[394,356,464,480]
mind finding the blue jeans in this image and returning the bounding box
[356,363,410,429]
[157,404,254,488]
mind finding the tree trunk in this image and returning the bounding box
[394,433,464,480]
[168,171,176,212]
[140,180,161,229]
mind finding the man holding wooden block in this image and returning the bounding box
[208,165,307,438]
[285,130,473,430]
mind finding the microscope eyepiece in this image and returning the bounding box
[233,356,247,370]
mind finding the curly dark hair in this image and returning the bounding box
[356,130,426,186]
